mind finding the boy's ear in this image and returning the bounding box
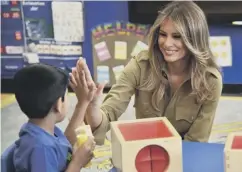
[53,97,62,113]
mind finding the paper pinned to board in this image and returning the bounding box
[114,41,127,60]
[23,53,40,64]
[209,36,232,67]
[94,41,112,61]
[112,65,125,81]
[131,41,148,57]
[52,1,84,42]
[5,46,24,54]
[97,66,110,84]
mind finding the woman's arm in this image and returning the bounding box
[84,57,142,145]
[184,75,223,142]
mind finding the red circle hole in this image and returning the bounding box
[135,145,170,172]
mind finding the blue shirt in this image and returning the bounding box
[13,122,72,172]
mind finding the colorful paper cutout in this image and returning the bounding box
[112,65,124,81]
[131,41,148,57]
[114,41,127,60]
[97,66,110,84]
[94,41,111,61]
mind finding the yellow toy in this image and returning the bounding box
[75,125,93,168]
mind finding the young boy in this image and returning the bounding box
[12,61,96,172]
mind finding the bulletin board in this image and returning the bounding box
[1,0,84,79]
[91,21,150,87]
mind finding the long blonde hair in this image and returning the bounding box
[140,1,221,110]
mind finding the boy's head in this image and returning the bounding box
[14,63,69,122]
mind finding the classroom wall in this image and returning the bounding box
[1,1,241,84]
[82,1,129,77]
[83,1,242,84]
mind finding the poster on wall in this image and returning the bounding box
[1,0,25,78]
[209,36,232,67]
[91,21,151,87]
[22,1,83,70]
[52,1,84,42]
[1,0,84,79]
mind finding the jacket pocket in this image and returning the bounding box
[176,105,200,123]
[175,96,201,133]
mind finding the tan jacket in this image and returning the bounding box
[93,51,223,144]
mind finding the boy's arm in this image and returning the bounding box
[64,102,88,146]
[65,60,96,146]
[65,160,83,172]
[66,136,95,172]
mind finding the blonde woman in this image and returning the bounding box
[69,1,222,144]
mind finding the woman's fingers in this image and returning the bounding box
[79,58,94,86]
[79,70,87,88]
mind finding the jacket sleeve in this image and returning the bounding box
[184,75,223,142]
[93,56,141,144]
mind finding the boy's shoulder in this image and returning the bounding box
[15,122,71,154]
[13,123,72,171]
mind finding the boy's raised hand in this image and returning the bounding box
[77,58,106,105]
[69,59,97,104]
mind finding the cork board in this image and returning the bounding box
[91,21,150,87]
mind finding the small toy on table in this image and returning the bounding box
[224,132,242,172]
[75,125,93,168]
[110,117,183,172]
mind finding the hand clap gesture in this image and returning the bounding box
[69,59,97,104]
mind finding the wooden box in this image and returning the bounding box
[224,132,242,172]
[110,117,183,172]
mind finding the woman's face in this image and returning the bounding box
[158,18,187,63]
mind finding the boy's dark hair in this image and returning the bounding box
[14,63,69,119]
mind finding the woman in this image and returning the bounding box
[71,1,222,144]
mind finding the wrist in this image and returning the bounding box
[66,159,82,172]
[87,103,98,109]
[76,101,89,108]
[73,157,86,170]
[89,98,102,106]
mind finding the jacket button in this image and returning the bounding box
[191,116,194,121]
